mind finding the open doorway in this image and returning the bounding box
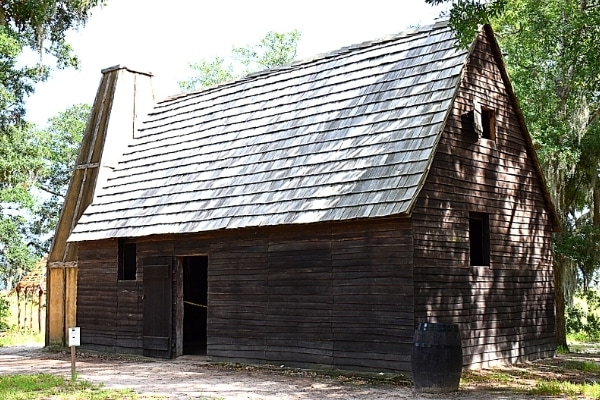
[182,256,208,355]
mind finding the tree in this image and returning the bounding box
[0,122,46,288]
[233,30,302,73]
[426,0,600,348]
[0,104,89,289]
[0,1,102,288]
[30,104,90,252]
[179,30,301,91]
[425,0,507,47]
[0,1,103,127]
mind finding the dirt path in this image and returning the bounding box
[0,345,568,399]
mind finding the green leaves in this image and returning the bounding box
[233,30,301,73]
[178,56,234,91]
[491,0,600,220]
[0,124,46,198]
[0,213,36,289]
[0,293,9,330]
[31,104,89,245]
[179,30,302,91]
[556,223,600,290]
[425,0,508,47]
[0,104,89,288]
[0,123,42,288]
[0,1,101,126]
[0,1,100,288]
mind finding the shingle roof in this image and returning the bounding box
[69,21,469,242]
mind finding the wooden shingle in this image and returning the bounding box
[69,22,469,242]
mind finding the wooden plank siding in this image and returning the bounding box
[76,217,414,372]
[331,220,414,371]
[76,240,120,352]
[208,218,415,372]
[208,231,269,363]
[412,32,556,368]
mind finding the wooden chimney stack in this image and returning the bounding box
[45,66,154,346]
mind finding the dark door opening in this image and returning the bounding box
[182,256,208,355]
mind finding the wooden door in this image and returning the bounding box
[142,257,173,358]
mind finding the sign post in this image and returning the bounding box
[68,327,80,380]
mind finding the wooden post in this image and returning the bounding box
[16,290,21,330]
[46,262,77,345]
[71,345,76,379]
[38,289,43,333]
[29,291,33,330]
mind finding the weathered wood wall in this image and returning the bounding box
[77,240,144,353]
[76,217,414,372]
[412,30,556,368]
[207,220,415,371]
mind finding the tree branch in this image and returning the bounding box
[588,106,600,127]
[38,185,64,199]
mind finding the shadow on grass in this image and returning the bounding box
[461,345,600,398]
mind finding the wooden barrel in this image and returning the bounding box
[412,322,463,393]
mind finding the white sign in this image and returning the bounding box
[68,327,80,347]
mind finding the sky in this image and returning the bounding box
[25,0,450,126]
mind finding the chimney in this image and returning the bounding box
[45,65,154,346]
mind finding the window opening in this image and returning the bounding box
[469,213,490,266]
[473,101,496,141]
[481,108,495,140]
[118,239,137,280]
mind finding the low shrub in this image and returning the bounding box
[566,290,600,341]
[0,293,10,331]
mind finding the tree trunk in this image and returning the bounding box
[554,259,568,349]
[593,176,600,226]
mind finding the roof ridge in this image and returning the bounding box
[163,19,451,103]
[296,19,450,63]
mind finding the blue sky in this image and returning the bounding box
[25,0,449,126]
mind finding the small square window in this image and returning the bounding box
[118,239,137,280]
[473,101,496,141]
[469,212,490,266]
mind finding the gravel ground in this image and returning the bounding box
[0,344,575,399]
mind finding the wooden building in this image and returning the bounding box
[66,22,559,372]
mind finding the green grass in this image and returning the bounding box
[568,331,600,343]
[562,359,600,373]
[556,344,570,354]
[461,349,600,399]
[0,291,44,348]
[530,380,600,399]
[566,339,600,354]
[0,327,44,348]
[0,374,141,399]
[461,370,515,385]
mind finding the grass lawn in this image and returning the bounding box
[0,293,149,399]
[0,374,143,400]
[0,290,44,348]
[461,349,600,399]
